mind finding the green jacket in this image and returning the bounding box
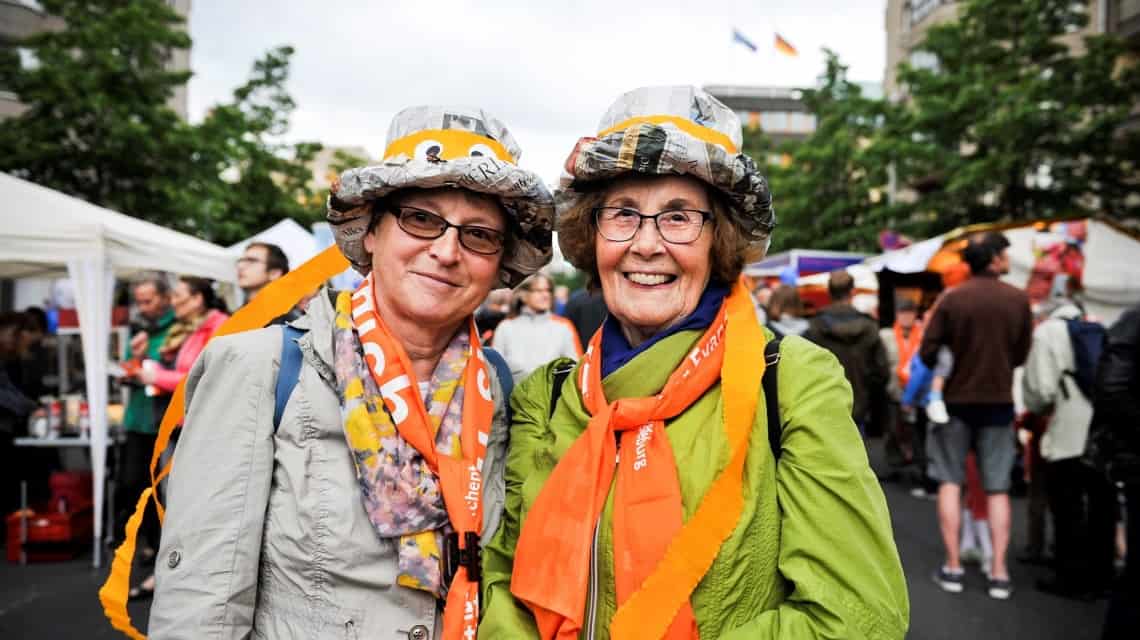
[122,309,175,434]
[480,331,909,640]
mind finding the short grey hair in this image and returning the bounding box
[130,272,170,296]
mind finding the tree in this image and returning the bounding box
[0,0,323,244]
[888,0,1140,235]
[0,0,191,218]
[745,51,896,253]
[173,46,323,243]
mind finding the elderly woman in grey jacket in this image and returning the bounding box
[149,106,553,639]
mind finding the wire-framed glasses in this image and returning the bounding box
[593,206,711,244]
[390,206,506,255]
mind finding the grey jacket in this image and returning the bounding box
[149,289,511,640]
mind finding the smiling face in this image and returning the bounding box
[363,188,506,334]
[170,280,205,322]
[595,174,714,346]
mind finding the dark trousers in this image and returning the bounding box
[1103,482,1138,639]
[883,402,929,483]
[1045,458,1116,590]
[113,431,161,550]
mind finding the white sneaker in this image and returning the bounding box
[987,577,1013,599]
[926,399,950,424]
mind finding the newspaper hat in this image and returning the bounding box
[327,106,554,288]
[557,85,775,250]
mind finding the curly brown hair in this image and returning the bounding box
[556,180,767,290]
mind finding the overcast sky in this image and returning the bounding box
[187,0,887,183]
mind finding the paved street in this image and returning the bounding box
[0,437,1112,638]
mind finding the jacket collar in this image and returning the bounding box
[290,287,337,369]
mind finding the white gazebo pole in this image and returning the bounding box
[67,241,113,568]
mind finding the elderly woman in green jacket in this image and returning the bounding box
[479,86,909,640]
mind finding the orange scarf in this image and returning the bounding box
[893,322,923,388]
[511,279,765,640]
[351,278,494,640]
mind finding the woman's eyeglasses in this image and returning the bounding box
[593,207,710,245]
[390,206,506,255]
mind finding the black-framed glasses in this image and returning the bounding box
[593,207,711,244]
[390,206,506,255]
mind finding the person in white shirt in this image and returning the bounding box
[493,273,582,383]
[1022,295,1115,600]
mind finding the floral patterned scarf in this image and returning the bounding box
[332,290,470,596]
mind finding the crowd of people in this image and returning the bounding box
[3,84,1137,640]
[743,230,1137,635]
[134,88,909,639]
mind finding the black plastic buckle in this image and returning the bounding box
[443,531,482,585]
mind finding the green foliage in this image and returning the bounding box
[744,0,1140,252]
[0,0,323,245]
[550,269,586,293]
[890,0,1140,234]
[745,51,898,253]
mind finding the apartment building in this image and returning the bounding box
[704,85,817,149]
[883,0,1138,101]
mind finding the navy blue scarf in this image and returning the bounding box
[600,282,730,378]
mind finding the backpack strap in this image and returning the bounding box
[548,360,576,419]
[483,347,514,408]
[763,337,784,461]
[273,325,307,432]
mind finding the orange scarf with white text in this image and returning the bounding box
[510,279,766,640]
[350,274,494,640]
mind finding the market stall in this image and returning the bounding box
[796,263,881,315]
[0,173,236,567]
[745,249,869,282]
[866,218,1140,325]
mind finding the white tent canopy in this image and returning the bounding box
[1,173,236,566]
[229,218,320,277]
[864,219,1140,324]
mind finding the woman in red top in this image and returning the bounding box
[143,276,229,394]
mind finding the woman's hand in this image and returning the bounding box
[137,361,157,385]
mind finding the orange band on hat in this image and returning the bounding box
[383,129,516,163]
[597,115,739,154]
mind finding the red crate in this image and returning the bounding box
[6,501,94,563]
[49,471,93,508]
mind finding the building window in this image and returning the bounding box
[909,49,939,72]
[790,113,816,133]
[17,48,40,71]
[909,0,945,27]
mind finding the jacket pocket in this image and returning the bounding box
[253,581,366,639]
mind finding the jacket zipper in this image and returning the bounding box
[586,439,621,640]
[585,515,602,640]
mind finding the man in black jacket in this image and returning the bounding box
[804,269,889,433]
[1092,302,1140,638]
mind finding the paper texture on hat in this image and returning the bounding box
[557,86,775,247]
[327,106,553,288]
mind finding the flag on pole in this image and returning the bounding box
[732,28,758,53]
[774,33,798,57]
